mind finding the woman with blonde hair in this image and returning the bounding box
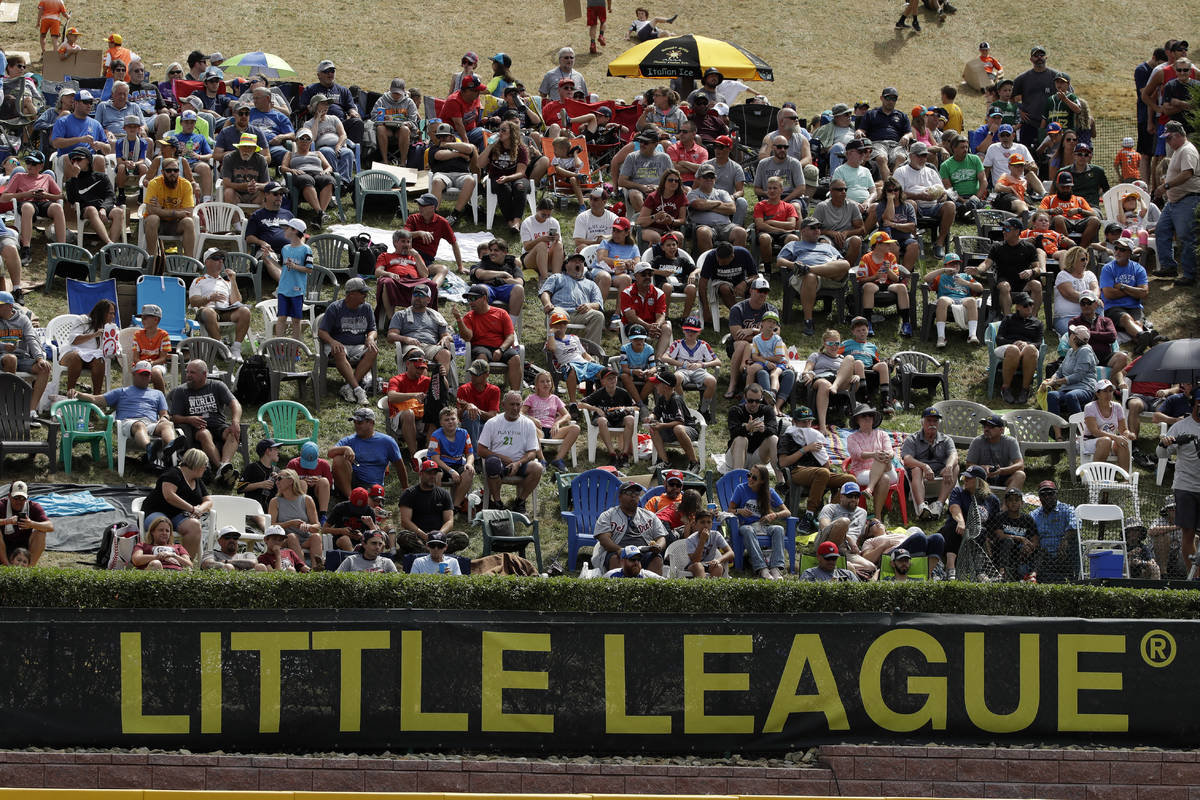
[268,468,321,558]
[141,447,211,558]
[479,119,530,234]
[131,512,193,570]
[1051,245,1099,335]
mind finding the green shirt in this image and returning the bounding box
[993,100,1019,127]
[939,153,985,197]
[1044,93,1078,132]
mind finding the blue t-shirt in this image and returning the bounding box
[102,385,168,422]
[937,272,974,300]
[115,136,149,162]
[429,427,471,469]
[729,482,783,525]
[779,238,842,267]
[1160,392,1193,419]
[245,208,295,255]
[1099,259,1147,310]
[172,132,212,165]
[278,243,312,298]
[335,432,402,486]
[51,115,109,156]
[841,338,880,366]
[598,240,640,269]
[248,109,294,141]
[620,341,655,370]
[319,298,375,346]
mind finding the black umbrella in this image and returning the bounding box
[1125,338,1200,385]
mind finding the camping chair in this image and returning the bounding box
[257,399,320,450]
[562,468,622,572]
[352,169,408,221]
[974,209,1017,241]
[891,350,950,407]
[163,254,204,286]
[781,261,849,327]
[66,278,121,324]
[0,75,44,153]
[716,468,798,573]
[932,399,994,448]
[44,243,95,291]
[93,242,153,281]
[879,552,930,580]
[0,374,58,476]
[258,338,319,408]
[135,275,196,343]
[984,321,1047,400]
[191,202,248,260]
[540,135,602,207]
[309,233,356,284]
[473,509,543,573]
[51,398,114,475]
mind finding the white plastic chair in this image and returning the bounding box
[1075,503,1129,578]
[114,326,180,393]
[204,495,266,555]
[662,538,692,578]
[1076,461,1140,524]
[192,201,248,259]
[70,201,128,247]
[482,174,537,230]
[253,298,310,351]
[1100,183,1151,225]
[584,407,641,463]
[135,204,185,253]
[44,314,79,398]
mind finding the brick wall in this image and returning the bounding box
[1,747,1197,796]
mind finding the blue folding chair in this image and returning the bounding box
[561,469,622,572]
[66,278,121,327]
[135,275,196,342]
[717,469,798,573]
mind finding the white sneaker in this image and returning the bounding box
[353,385,369,405]
[967,335,980,345]
[339,384,355,402]
[928,499,943,517]
[917,502,930,519]
[757,568,772,579]
[936,337,947,349]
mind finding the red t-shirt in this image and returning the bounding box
[619,283,667,323]
[133,543,190,570]
[376,250,423,279]
[387,372,431,417]
[258,548,308,571]
[286,456,333,485]
[457,380,500,413]
[405,212,456,262]
[462,305,513,349]
[754,199,800,225]
[441,90,482,131]
[642,189,688,231]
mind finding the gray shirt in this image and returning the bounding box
[336,553,399,573]
[591,506,667,568]
[817,501,868,541]
[370,94,419,127]
[619,150,674,187]
[388,306,448,345]
[966,434,1023,470]
[703,158,745,195]
[761,128,809,161]
[813,198,862,233]
[901,429,956,470]
[0,308,41,361]
[1167,416,1200,492]
[754,155,805,196]
[687,186,734,226]
[799,565,860,582]
[538,67,588,98]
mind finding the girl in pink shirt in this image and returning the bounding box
[846,405,897,515]
[522,372,580,472]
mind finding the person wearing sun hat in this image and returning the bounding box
[220,131,270,206]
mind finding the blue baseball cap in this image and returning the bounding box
[300,441,319,469]
[0,290,14,305]
[997,124,1014,135]
[942,252,961,265]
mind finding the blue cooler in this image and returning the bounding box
[1088,549,1125,578]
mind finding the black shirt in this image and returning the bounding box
[996,312,1045,346]
[699,246,757,284]
[429,143,471,174]
[237,460,277,509]
[327,501,376,539]
[728,299,778,332]
[144,467,208,519]
[471,255,522,287]
[987,240,1040,286]
[399,484,453,534]
[652,391,694,426]
[727,403,777,446]
[584,386,635,412]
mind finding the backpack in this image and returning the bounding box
[96,521,138,570]
[350,233,387,277]
[234,355,272,406]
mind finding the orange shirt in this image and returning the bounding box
[996,172,1026,202]
[1114,149,1141,181]
[1039,194,1093,220]
[1019,227,1070,256]
[857,250,900,283]
[133,328,171,361]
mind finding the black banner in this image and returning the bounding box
[1,610,1196,752]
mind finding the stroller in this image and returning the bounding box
[0,75,46,157]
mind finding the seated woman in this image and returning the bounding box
[1042,324,1097,427]
[727,464,790,580]
[521,371,579,473]
[280,130,337,223]
[141,447,211,559]
[1050,245,1099,335]
[635,168,688,246]
[864,179,920,271]
[57,298,116,395]
[1081,379,1133,471]
[269,468,322,559]
[798,332,860,434]
[131,512,193,570]
[846,404,897,516]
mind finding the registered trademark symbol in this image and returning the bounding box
[1140,630,1176,667]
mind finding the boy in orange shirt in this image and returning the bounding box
[37,0,70,51]
[1114,136,1141,182]
[132,303,172,391]
[977,42,1004,81]
[856,231,912,336]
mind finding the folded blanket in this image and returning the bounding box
[31,490,115,517]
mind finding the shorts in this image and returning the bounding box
[40,18,63,36]
[854,467,898,486]
[1062,218,1094,233]
[1174,489,1200,531]
[1155,124,1168,157]
[486,284,515,305]
[413,342,446,362]
[564,360,605,383]
[993,193,1020,212]
[470,344,519,364]
[637,23,659,41]
[484,456,534,478]
[12,355,42,372]
[992,343,1022,358]
[290,172,335,191]
[677,367,712,386]
[277,293,304,320]
[433,172,472,190]
[1137,123,1156,157]
[324,343,368,362]
[185,421,230,449]
[592,409,633,428]
[1105,306,1144,325]
[915,201,946,218]
[870,140,903,164]
[169,511,192,529]
[230,189,260,204]
[586,6,607,25]
[24,200,54,219]
[194,306,241,323]
[698,222,738,242]
[586,266,609,283]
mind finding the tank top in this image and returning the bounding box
[289,152,324,174]
[274,493,308,525]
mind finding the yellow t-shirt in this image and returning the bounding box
[943,102,964,134]
[144,175,194,211]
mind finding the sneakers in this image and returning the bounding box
[769,567,784,580]
[597,32,606,46]
[927,499,943,518]
[550,458,569,472]
[936,337,947,348]
[803,319,815,336]
[687,460,701,474]
[1175,276,1196,287]
[900,321,913,337]
[917,502,931,520]
[1001,386,1016,404]
[1153,267,1178,278]
[217,462,234,484]
[19,246,30,267]
[912,16,921,30]
[648,460,669,473]
[445,212,459,228]
[339,384,355,402]
[353,385,369,405]
[510,498,527,515]
[895,16,909,28]
[665,14,677,22]
[589,41,598,54]
[943,2,957,11]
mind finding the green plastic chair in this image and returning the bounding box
[473,509,543,573]
[257,400,320,450]
[51,399,114,475]
[798,553,847,573]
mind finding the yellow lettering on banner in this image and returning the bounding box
[683,634,754,734]
[230,631,310,734]
[119,632,189,734]
[312,630,391,733]
[200,632,222,734]
[1057,634,1127,732]
[762,634,848,732]
[861,630,947,732]
[400,630,469,731]
[603,634,672,734]
[963,632,1039,733]
[480,631,554,733]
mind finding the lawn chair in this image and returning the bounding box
[258,337,319,407]
[309,233,356,284]
[224,251,263,304]
[562,468,622,572]
[191,202,248,260]
[482,171,538,230]
[51,398,114,475]
[781,261,848,327]
[203,495,267,555]
[352,169,408,221]
[93,242,153,281]
[540,135,602,207]
[0,374,58,476]
[135,276,196,342]
[44,243,95,292]
[847,270,918,329]
[1003,408,1075,474]
[891,350,950,407]
[473,509,543,573]
[113,326,180,393]
[716,468,798,573]
[932,399,993,447]
[974,209,1017,241]
[257,399,320,450]
[984,321,1047,400]
[302,265,341,328]
[163,254,204,286]
[178,336,237,389]
[66,277,121,325]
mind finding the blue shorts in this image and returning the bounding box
[277,293,304,320]
[564,360,605,383]
[486,284,515,304]
[170,511,192,529]
[1155,123,1168,157]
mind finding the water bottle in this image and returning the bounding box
[438,561,448,574]
[76,417,85,432]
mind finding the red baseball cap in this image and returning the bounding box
[460,75,483,91]
[420,459,440,472]
[368,484,385,498]
[714,135,734,147]
[350,487,369,505]
[818,541,840,558]
[612,217,631,231]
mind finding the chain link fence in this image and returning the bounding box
[1090,117,1144,187]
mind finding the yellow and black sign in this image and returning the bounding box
[1,610,1195,751]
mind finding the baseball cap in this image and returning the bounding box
[663,470,685,485]
[1030,45,1047,56]
[844,138,866,152]
[882,87,899,99]
[1014,292,1034,306]
[345,277,369,294]
[181,110,198,121]
[283,218,308,234]
[695,163,717,178]
[1008,153,1026,165]
[612,216,632,231]
[350,407,376,422]
[1047,122,1063,133]
[1115,237,1135,251]
[466,358,491,376]
[0,291,14,305]
[791,405,815,421]
[891,547,912,561]
[460,75,483,91]
[435,122,455,137]
[801,216,822,229]
[1055,72,1071,83]
[635,130,659,143]
[627,324,648,340]
[817,541,840,558]
[964,465,988,480]
[300,441,319,469]
[465,284,488,299]
[840,483,860,495]
[204,67,224,81]
[1122,136,1135,148]
[921,406,943,418]
[1069,324,1091,342]
[317,59,336,72]
[868,230,892,247]
[831,102,851,116]
[750,276,771,291]
[1056,172,1074,185]
[132,360,153,374]
[942,252,962,265]
[682,316,703,331]
[557,76,576,88]
[651,368,676,386]
[412,284,431,298]
[714,135,734,148]
[1005,487,1023,497]
[1078,291,1097,304]
[1002,217,1024,231]
[65,27,80,35]
[762,310,780,323]
[263,180,286,194]
[980,414,1006,428]
[1038,480,1058,493]
[203,247,225,260]
[389,78,407,94]
[1095,378,1115,392]
[490,53,511,68]
[713,102,730,115]
[264,524,287,539]
[620,544,643,559]
[416,192,439,207]
[909,141,929,156]
[547,308,569,325]
[218,525,241,539]
[369,484,385,498]
[123,114,143,127]
[419,459,439,472]
[979,41,991,48]
[350,487,370,506]
[619,480,643,495]
[987,107,1004,118]
[256,438,279,456]
[9,481,28,498]
[1162,120,1187,137]
[427,532,448,548]
[633,261,653,274]
[22,152,44,164]
[997,123,1014,135]
[76,89,94,103]
[1074,141,1093,153]
[588,187,607,199]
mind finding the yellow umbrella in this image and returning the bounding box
[607,34,773,81]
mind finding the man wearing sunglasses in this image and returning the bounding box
[538,47,587,100]
[51,89,111,179]
[142,158,197,257]
[299,60,363,144]
[213,102,269,165]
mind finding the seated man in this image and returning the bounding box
[752,175,801,268]
[201,526,268,571]
[592,480,668,574]
[408,193,465,275]
[318,277,378,405]
[539,252,606,345]
[220,132,270,207]
[688,164,748,252]
[141,158,198,259]
[71,359,178,470]
[1028,479,1081,581]
[979,217,1046,317]
[1068,291,1131,388]
[703,136,748,225]
[939,134,989,220]
[188,248,252,357]
[778,406,856,524]
[572,188,618,253]
[892,141,955,257]
[619,262,671,357]
[1099,238,1158,352]
[777,217,854,336]
[725,383,778,472]
[993,292,1045,405]
[454,285,522,390]
[371,78,420,166]
[168,359,243,483]
[815,484,873,578]
[172,111,217,201]
[0,481,53,567]
[0,153,67,266]
[810,178,865,267]
[900,406,960,520]
[697,240,757,320]
[397,459,469,554]
[386,283,454,377]
[605,543,666,578]
[385,349,432,457]
[1039,172,1101,248]
[831,139,880,217]
[476,390,544,515]
[244,181,294,283]
[456,358,501,446]
[618,130,674,213]
[427,123,478,228]
[470,238,525,320]
[967,414,1027,491]
[328,407,404,498]
[376,230,440,328]
[799,540,860,582]
[0,291,50,415]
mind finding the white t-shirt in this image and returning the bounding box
[521,214,561,244]
[409,555,462,575]
[188,274,232,308]
[479,412,541,461]
[573,209,617,243]
[892,163,943,199]
[1052,270,1099,320]
[982,142,1034,183]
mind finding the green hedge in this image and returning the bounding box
[4,568,1200,618]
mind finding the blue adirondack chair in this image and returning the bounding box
[639,484,665,506]
[562,469,622,571]
[716,469,798,573]
[135,276,196,342]
[66,278,121,326]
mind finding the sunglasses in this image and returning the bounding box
[236,110,250,115]
[745,398,762,404]
[168,70,183,76]
[162,168,180,173]
[773,144,788,149]
[830,187,847,192]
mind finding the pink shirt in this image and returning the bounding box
[523,392,566,429]
[846,428,893,476]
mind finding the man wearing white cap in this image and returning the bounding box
[71,358,177,470]
[201,525,268,571]
[0,290,51,417]
[0,481,53,567]
[189,247,251,354]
